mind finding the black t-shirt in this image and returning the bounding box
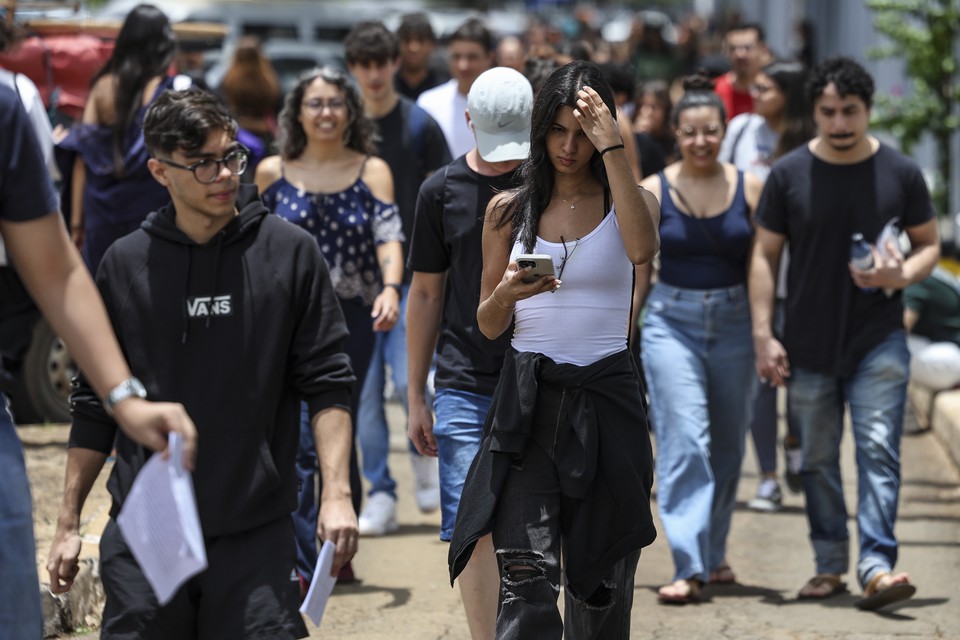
[755,143,934,376]
[634,131,671,178]
[407,155,518,395]
[374,97,451,283]
[395,66,450,101]
[0,86,58,224]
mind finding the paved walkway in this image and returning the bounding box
[26,399,960,640]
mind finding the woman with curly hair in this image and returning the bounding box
[255,66,403,586]
[60,3,178,274]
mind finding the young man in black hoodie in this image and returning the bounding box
[46,89,358,639]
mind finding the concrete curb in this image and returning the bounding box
[909,384,960,468]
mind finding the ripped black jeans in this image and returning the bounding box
[491,386,641,639]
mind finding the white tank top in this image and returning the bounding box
[510,210,633,366]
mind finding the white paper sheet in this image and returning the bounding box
[116,433,208,605]
[299,540,338,627]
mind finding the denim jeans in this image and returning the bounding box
[356,284,420,499]
[491,387,640,640]
[786,330,909,589]
[0,395,42,639]
[641,282,756,582]
[293,298,369,582]
[433,388,490,541]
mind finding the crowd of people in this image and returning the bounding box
[0,2,952,637]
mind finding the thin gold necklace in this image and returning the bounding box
[556,194,580,210]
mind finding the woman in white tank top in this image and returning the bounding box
[448,61,660,639]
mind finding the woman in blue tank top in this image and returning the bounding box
[255,66,403,587]
[637,74,764,604]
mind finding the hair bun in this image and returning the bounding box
[683,73,716,93]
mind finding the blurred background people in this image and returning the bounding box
[256,66,404,586]
[903,265,960,432]
[496,34,528,74]
[217,36,280,181]
[713,23,769,122]
[394,12,448,100]
[344,20,450,536]
[719,59,814,508]
[639,75,763,604]
[59,3,177,275]
[417,18,495,159]
[633,79,678,178]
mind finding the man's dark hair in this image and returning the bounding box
[396,12,436,44]
[725,22,765,43]
[807,56,874,108]
[448,17,494,54]
[143,88,238,157]
[345,21,399,66]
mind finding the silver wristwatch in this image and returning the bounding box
[105,377,147,415]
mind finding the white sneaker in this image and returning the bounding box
[410,453,440,513]
[358,492,398,536]
[747,477,783,513]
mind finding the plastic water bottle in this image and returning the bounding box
[850,233,876,292]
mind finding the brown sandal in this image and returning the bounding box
[856,572,916,610]
[709,564,736,585]
[798,574,847,600]
[658,578,702,605]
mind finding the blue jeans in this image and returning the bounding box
[786,330,909,589]
[356,285,420,499]
[433,388,491,541]
[294,298,370,582]
[491,386,640,639]
[641,283,756,582]
[0,395,42,639]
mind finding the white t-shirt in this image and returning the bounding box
[719,112,776,181]
[510,211,633,366]
[416,79,472,159]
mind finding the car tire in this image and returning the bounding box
[11,318,75,424]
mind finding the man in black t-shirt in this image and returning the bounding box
[749,57,939,610]
[345,21,452,538]
[407,67,532,640]
[0,87,196,638]
[394,12,450,100]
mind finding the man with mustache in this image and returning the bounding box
[748,56,940,610]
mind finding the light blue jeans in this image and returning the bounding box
[433,388,491,541]
[786,330,909,589]
[0,395,42,639]
[641,282,756,582]
[356,284,420,499]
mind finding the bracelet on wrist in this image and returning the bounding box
[383,283,402,297]
[492,292,515,310]
[599,143,625,158]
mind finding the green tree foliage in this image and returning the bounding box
[867,0,959,216]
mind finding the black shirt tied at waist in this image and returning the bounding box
[448,347,657,600]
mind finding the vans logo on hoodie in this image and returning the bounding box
[186,295,233,317]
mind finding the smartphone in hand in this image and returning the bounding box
[515,254,555,283]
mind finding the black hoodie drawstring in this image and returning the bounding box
[181,246,192,344]
[206,230,225,329]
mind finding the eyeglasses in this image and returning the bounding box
[158,145,249,184]
[302,98,347,113]
[557,235,579,282]
[751,83,774,94]
[676,124,723,141]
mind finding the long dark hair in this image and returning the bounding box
[91,3,175,175]
[498,60,618,252]
[277,66,376,159]
[763,60,814,159]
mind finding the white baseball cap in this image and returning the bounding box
[467,67,533,163]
